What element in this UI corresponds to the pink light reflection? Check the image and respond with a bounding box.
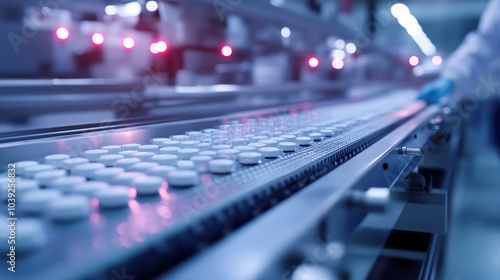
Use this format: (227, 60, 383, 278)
(156, 205, 172, 219)
(159, 187, 169, 199)
(128, 200, 140, 212)
(117, 223, 127, 235)
(128, 188, 137, 199)
(119, 236, 133, 248)
(90, 198, 99, 210)
(90, 212, 101, 224)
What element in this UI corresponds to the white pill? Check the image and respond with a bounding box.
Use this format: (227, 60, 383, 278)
(138, 145, 159, 153)
(49, 176, 86, 193)
(281, 135, 296, 141)
(166, 170, 198, 188)
(96, 187, 130, 209)
(212, 145, 231, 150)
(84, 149, 109, 161)
(93, 167, 125, 182)
(22, 189, 62, 214)
(24, 164, 55, 178)
(171, 135, 190, 141)
(34, 169, 66, 186)
(190, 156, 212, 167)
(249, 136, 268, 143)
(147, 165, 177, 178)
(279, 142, 297, 152)
(122, 144, 141, 151)
(239, 152, 262, 165)
(132, 176, 163, 195)
(177, 148, 199, 160)
(260, 147, 280, 158)
(270, 137, 285, 142)
(118, 151, 137, 158)
(233, 146, 257, 152)
(101, 145, 121, 154)
(160, 147, 181, 155)
(296, 137, 313, 146)
(196, 143, 211, 151)
(186, 131, 204, 140)
(199, 151, 218, 157)
(73, 181, 109, 197)
(218, 149, 240, 159)
(114, 158, 141, 170)
(319, 130, 333, 137)
(62, 158, 89, 170)
(113, 172, 146, 185)
(44, 154, 70, 168)
(309, 133, 322, 141)
(209, 159, 234, 174)
(15, 161, 39, 175)
(1, 179, 39, 201)
(99, 154, 125, 166)
(231, 138, 246, 146)
(258, 140, 278, 147)
(180, 141, 198, 148)
(248, 143, 266, 149)
(15, 218, 47, 253)
(152, 138, 170, 146)
(176, 160, 195, 170)
(72, 163, 106, 178)
(49, 195, 90, 222)
(162, 140, 181, 147)
(131, 162, 159, 173)
(150, 154, 178, 166)
(133, 152, 155, 161)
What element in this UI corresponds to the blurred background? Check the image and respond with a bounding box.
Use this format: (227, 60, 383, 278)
(0, 0, 489, 137)
(1, 1, 499, 279)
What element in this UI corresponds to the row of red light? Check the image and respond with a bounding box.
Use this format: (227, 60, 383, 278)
(308, 57, 344, 70)
(307, 55, 443, 70)
(57, 27, 167, 53)
(56, 27, 234, 57)
(409, 55, 442, 67)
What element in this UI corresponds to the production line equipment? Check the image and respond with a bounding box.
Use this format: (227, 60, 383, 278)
(0, 91, 457, 280)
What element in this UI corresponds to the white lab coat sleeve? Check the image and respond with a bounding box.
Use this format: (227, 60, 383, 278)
(441, 0, 500, 88)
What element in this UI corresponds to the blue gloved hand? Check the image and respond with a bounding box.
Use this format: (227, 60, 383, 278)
(418, 77, 455, 103)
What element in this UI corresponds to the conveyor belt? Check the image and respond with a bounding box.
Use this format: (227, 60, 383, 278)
(0, 94, 424, 280)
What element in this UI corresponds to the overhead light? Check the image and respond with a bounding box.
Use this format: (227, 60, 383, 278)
(146, 1, 158, 12)
(335, 39, 345, 49)
(332, 49, 345, 60)
(345, 43, 357, 54)
(281, 27, 291, 38)
(331, 59, 344, 70)
(105, 5, 117, 16)
(119, 2, 141, 17)
(391, 3, 436, 56)
(432, 55, 442, 66)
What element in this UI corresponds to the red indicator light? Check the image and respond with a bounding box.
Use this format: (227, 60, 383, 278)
(56, 27, 69, 40)
(221, 45, 232, 57)
(92, 33, 104, 45)
(308, 57, 319, 68)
